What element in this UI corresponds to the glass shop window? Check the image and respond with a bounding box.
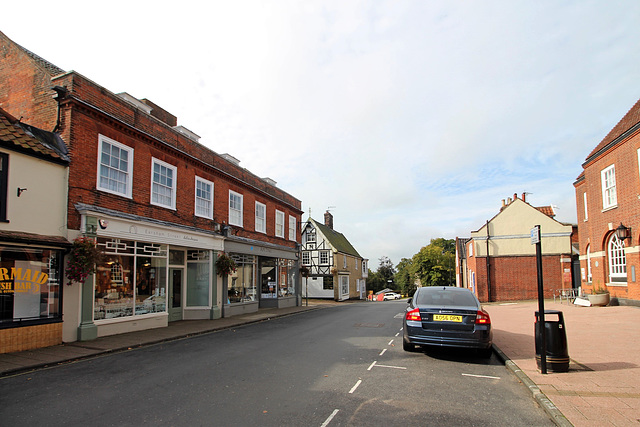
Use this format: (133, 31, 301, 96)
(0, 246, 62, 324)
(227, 253, 256, 303)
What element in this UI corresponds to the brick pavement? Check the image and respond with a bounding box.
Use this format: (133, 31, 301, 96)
(485, 300, 640, 427)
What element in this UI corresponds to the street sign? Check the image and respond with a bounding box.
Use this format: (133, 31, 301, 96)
(530, 225, 540, 245)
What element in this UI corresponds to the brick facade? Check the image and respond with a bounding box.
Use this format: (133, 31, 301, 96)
(575, 98, 640, 303)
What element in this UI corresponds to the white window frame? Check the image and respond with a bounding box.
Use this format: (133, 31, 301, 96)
(275, 210, 285, 238)
(608, 234, 626, 283)
(302, 251, 310, 265)
(583, 192, 588, 221)
(255, 202, 266, 233)
(601, 164, 617, 210)
(320, 251, 330, 265)
(97, 134, 133, 198)
(229, 190, 243, 227)
(151, 157, 177, 210)
(194, 176, 214, 219)
(288, 215, 296, 241)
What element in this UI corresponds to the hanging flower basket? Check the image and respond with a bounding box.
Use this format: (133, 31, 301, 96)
(300, 265, 310, 278)
(216, 252, 237, 277)
(65, 236, 103, 284)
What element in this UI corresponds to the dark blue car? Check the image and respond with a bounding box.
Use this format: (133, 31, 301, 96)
(403, 286, 493, 357)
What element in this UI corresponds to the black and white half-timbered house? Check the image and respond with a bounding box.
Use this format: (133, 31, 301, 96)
(300, 211, 368, 300)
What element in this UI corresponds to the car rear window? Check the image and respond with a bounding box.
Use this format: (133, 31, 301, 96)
(415, 288, 478, 307)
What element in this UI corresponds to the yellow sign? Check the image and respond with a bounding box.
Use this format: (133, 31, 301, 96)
(0, 267, 49, 294)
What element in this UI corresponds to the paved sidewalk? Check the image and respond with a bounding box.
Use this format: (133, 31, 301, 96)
(485, 300, 640, 427)
(0, 302, 330, 377)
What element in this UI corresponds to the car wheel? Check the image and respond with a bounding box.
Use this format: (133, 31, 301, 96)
(403, 339, 417, 352)
(478, 347, 493, 358)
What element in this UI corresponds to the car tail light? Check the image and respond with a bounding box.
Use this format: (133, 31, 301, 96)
(475, 310, 491, 325)
(406, 308, 421, 321)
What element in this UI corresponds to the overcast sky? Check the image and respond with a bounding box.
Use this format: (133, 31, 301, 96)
(4, 1, 640, 268)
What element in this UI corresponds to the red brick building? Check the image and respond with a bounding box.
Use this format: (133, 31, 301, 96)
(461, 194, 577, 303)
(574, 97, 640, 305)
(0, 31, 303, 344)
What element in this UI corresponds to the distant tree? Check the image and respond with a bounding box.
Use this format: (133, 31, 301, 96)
(411, 238, 455, 287)
(395, 257, 415, 296)
(367, 257, 396, 293)
(367, 269, 384, 293)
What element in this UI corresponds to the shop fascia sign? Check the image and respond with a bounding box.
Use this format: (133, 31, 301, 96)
(0, 267, 49, 294)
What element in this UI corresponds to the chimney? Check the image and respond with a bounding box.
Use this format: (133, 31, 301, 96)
(324, 211, 334, 230)
(513, 193, 518, 201)
(521, 192, 526, 203)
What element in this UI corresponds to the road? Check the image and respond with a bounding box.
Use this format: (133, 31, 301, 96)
(0, 300, 553, 426)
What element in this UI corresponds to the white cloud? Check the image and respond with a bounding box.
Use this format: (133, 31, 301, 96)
(3, 0, 640, 266)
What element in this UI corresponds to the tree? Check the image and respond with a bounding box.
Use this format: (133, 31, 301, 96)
(394, 257, 415, 296)
(367, 256, 396, 293)
(411, 238, 455, 287)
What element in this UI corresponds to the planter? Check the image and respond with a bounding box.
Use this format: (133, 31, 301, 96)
(587, 292, 610, 307)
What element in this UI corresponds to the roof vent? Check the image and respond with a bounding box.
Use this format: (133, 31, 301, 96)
(116, 93, 152, 114)
(173, 125, 200, 142)
(221, 153, 240, 166)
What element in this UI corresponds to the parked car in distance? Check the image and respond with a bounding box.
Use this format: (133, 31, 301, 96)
(403, 286, 492, 357)
(383, 292, 402, 300)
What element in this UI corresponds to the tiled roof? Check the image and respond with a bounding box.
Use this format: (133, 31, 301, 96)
(15, 42, 65, 76)
(0, 107, 69, 163)
(585, 98, 640, 163)
(309, 218, 362, 258)
(535, 206, 556, 218)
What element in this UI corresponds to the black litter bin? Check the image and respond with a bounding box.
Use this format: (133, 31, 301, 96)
(534, 310, 569, 373)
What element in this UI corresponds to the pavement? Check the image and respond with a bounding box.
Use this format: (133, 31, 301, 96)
(1, 299, 639, 427)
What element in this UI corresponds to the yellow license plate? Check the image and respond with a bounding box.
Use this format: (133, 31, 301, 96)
(433, 314, 462, 322)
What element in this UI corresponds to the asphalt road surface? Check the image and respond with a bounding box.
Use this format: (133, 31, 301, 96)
(0, 300, 554, 426)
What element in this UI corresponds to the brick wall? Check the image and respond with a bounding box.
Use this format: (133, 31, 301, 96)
(0, 323, 62, 354)
(574, 119, 640, 302)
(472, 255, 560, 302)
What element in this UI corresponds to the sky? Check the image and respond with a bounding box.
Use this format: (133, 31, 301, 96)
(3, 1, 640, 268)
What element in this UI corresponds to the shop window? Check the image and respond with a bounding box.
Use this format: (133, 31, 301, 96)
(0, 153, 7, 221)
(228, 254, 256, 303)
(275, 210, 284, 238)
(0, 246, 62, 324)
(607, 234, 626, 283)
(260, 258, 277, 298)
(278, 259, 296, 297)
(151, 158, 177, 209)
(255, 202, 266, 233)
(195, 177, 214, 219)
(187, 250, 210, 307)
(289, 215, 296, 241)
(229, 191, 243, 227)
(323, 276, 333, 290)
(97, 135, 133, 198)
(94, 238, 168, 320)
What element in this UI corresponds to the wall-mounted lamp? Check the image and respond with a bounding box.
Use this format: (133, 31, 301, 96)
(17, 188, 27, 197)
(615, 222, 632, 242)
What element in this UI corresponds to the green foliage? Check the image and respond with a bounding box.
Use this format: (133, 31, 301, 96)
(410, 238, 455, 287)
(394, 257, 415, 295)
(65, 237, 103, 284)
(367, 257, 396, 293)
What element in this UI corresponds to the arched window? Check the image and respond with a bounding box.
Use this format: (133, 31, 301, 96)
(607, 234, 627, 283)
(586, 244, 592, 283)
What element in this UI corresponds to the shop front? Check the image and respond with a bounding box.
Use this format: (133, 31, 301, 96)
(0, 234, 70, 353)
(74, 206, 224, 340)
(223, 238, 299, 317)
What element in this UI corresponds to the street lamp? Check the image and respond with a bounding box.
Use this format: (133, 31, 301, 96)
(615, 223, 631, 242)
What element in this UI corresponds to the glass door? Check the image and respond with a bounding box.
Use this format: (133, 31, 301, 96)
(168, 267, 183, 322)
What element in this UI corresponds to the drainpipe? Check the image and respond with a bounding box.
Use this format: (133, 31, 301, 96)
(52, 86, 68, 132)
(486, 220, 492, 302)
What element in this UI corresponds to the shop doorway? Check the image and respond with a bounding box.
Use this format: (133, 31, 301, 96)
(168, 267, 183, 322)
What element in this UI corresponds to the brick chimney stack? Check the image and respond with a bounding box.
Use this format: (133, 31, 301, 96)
(324, 210, 334, 230)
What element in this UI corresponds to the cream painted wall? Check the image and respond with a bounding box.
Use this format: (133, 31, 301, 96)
(0, 148, 68, 237)
(471, 199, 573, 257)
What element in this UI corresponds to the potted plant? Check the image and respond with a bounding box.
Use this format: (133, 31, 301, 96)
(215, 252, 237, 277)
(65, 236, 103, 284)
(587, 282, 610, 306)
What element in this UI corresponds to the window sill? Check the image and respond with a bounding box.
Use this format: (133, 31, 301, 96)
(602, 205, 618, 213)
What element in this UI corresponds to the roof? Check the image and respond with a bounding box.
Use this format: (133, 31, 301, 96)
(584, 97, 640, 164)
(0, 107, 69, 163)
(308, 218, 362, 258)
(13, 38, 66, 76)
(0, 230, 70, 248)
(535, 205, 555, 218)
